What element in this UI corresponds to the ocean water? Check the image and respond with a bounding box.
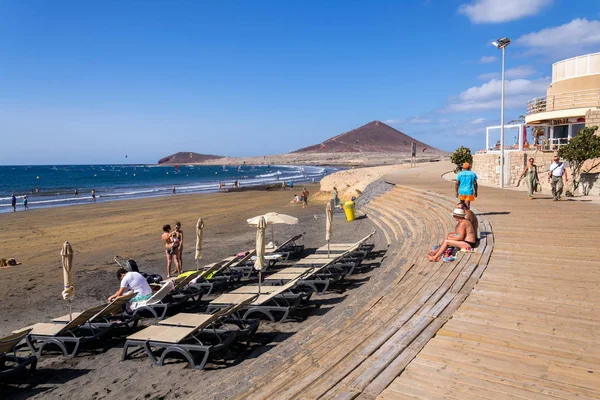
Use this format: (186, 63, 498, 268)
(0, 164, 334, 213)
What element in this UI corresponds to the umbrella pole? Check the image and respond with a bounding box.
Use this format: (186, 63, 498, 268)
(328, 240, 330, 258)
(271, 225, 274, 244)
(258, 271, 262, 294)
(69, 300, 72, 322)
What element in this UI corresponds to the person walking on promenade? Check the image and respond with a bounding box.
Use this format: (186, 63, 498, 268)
(23, 195, 29, 210)
(548, 155, 569, 201)
(11, 194, 17, 212)
(455, 162, 478, 208)
(519, 157, 540, 199)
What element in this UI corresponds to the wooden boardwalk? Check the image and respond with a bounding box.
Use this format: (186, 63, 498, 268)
(230, 168, 496, 399)
(379, 162, 600, 399)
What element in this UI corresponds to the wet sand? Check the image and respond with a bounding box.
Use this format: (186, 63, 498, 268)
(0, 183, 381, 399)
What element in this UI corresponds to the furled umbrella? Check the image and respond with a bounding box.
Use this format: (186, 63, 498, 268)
(326, 200, 334, 257)
(195, 217, 204, 270)
(247, 212, 299, 245)
(61, 241, 75, 321)
(254, 216, 267, 294)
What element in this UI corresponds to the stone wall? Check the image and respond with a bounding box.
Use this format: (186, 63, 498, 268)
(473, 151, 600, 195)
(585, 110, 600, 130)
(473, 151, 560, 192)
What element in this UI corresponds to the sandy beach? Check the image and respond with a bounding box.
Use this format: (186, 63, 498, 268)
(0, 181, 384, 399)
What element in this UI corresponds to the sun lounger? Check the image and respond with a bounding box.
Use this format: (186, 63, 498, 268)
(122, 304, 244, 369)
(207, 276, 312, 322)
(124, 281, 178, 321)
(51, 293, 138, 330)
(17, 305, 113, 358)
(161, 294, 260, 341)
(268, 233, 305, 258)
(0, 329, 37, 382)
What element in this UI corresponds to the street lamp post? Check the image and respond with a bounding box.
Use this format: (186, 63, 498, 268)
(492, 37, 511, 188)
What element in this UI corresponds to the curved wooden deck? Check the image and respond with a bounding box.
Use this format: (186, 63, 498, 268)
(379, 162, 600, 399)
(230, 177, 495, 399)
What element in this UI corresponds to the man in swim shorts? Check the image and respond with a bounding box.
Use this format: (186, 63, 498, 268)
(427, 208, 477, 262)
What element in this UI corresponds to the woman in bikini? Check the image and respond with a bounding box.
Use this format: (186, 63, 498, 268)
(174, 222, 184, 273)
(427, 208, 476, 262)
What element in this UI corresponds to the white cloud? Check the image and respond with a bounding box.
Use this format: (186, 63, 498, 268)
(470, 117, 486, 124)
(443, 77, 550, 112)
(439, 118, 451, 123)
(479, 56, 497, 63)
(478, 65, 537, 80)
(458, 0, 552, 24)
(517, 18, 600, 57)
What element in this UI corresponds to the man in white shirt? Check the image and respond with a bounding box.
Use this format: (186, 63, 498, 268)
(108, 268, 153, 303)
(547, 155, 569, 201)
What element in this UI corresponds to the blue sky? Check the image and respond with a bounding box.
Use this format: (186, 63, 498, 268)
(1, 0, 599, 164)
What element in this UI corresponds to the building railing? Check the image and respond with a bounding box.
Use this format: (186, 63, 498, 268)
(526, 88, 600, 115)
(552, 52, 600, 83)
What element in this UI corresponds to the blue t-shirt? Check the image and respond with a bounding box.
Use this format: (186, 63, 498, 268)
(457, 170, 477, 195)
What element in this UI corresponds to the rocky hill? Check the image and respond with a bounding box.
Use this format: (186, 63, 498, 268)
(158, 152, 224, 165)
(293, 120, 439, 154)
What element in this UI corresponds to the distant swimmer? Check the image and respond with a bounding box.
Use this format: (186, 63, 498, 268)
(91, 189, 96, 203)
(11, 194, 17, 212)
(23, 195, 29, 210)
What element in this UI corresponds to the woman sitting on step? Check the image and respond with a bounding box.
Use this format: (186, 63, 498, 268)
(427, 208, 476, 262)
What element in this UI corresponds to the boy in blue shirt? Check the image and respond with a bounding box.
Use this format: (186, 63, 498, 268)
(455, 162, 478, 208)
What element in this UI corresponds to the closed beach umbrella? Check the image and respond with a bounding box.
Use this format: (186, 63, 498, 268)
(61, 241, 75, 321)
(326, 200, 333, 257)
(247, 212, 299, 244)
(195, 218, 204, 270)
(254, 216, 267, 294)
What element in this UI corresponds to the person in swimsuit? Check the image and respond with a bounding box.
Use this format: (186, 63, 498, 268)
(427, 208, 476, 262)
(23, 196, 29, 210)
(301, 188, 309, 208)
(11, 194, 17, 212)
(456, 200, 478, 238)
(91, 189, 96, 203)
(173, 221, 184, 273)
(161, 224, 178, 278)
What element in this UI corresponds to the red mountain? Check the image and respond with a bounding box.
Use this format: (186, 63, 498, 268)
(158, 152, 224, 164)
(293, 121, 438, 154)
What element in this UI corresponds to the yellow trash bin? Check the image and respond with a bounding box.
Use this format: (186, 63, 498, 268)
(344, 201, 355, 221)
